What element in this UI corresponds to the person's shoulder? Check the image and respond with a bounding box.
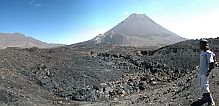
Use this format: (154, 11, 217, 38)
(206, 50, 215, 55)
(206, 50, 212, 53)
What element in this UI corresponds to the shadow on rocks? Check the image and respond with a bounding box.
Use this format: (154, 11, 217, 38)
(191, 99, 207, 106)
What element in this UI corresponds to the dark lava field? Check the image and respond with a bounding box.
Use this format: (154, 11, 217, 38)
(0, 38, 219, 106)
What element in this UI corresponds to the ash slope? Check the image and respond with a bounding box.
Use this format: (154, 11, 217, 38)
(0, 33, 64, 49)
(0, 38, 218, 106)
(85, 13, 186, 47)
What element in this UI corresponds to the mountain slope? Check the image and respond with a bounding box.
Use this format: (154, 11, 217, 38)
(85, 13, 186, 47)
(0, 37, 218, 106)
(0, 33, 64, 49)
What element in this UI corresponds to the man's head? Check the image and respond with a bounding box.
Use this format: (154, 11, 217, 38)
(199, 39, 209, 50)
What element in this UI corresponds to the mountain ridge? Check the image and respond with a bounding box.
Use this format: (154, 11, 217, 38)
(0, 32, 64, 49)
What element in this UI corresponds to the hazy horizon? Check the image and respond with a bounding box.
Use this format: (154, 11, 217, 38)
(0, 0, 219, 44)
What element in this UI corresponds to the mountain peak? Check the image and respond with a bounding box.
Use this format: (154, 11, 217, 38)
(84, 13, 186, 47)
(127, 13, 151, 19)
(124, 13, 155, 23)
(129, 13, 148, 17)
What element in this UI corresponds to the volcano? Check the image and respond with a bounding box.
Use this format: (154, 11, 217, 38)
(85, 13, 185, 47)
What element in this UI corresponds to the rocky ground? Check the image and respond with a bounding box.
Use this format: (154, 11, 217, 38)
(0, 38, 218, 106)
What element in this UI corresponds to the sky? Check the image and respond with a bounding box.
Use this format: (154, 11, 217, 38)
(0, 0, 219, 44)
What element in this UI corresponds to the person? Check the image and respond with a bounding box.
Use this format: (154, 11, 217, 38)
(198, 39, 215, 106)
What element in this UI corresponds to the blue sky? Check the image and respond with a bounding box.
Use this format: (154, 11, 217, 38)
(0, 0, 219, 44)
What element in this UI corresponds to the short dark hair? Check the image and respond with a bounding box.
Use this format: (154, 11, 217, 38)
(199, 38, 208, 45)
